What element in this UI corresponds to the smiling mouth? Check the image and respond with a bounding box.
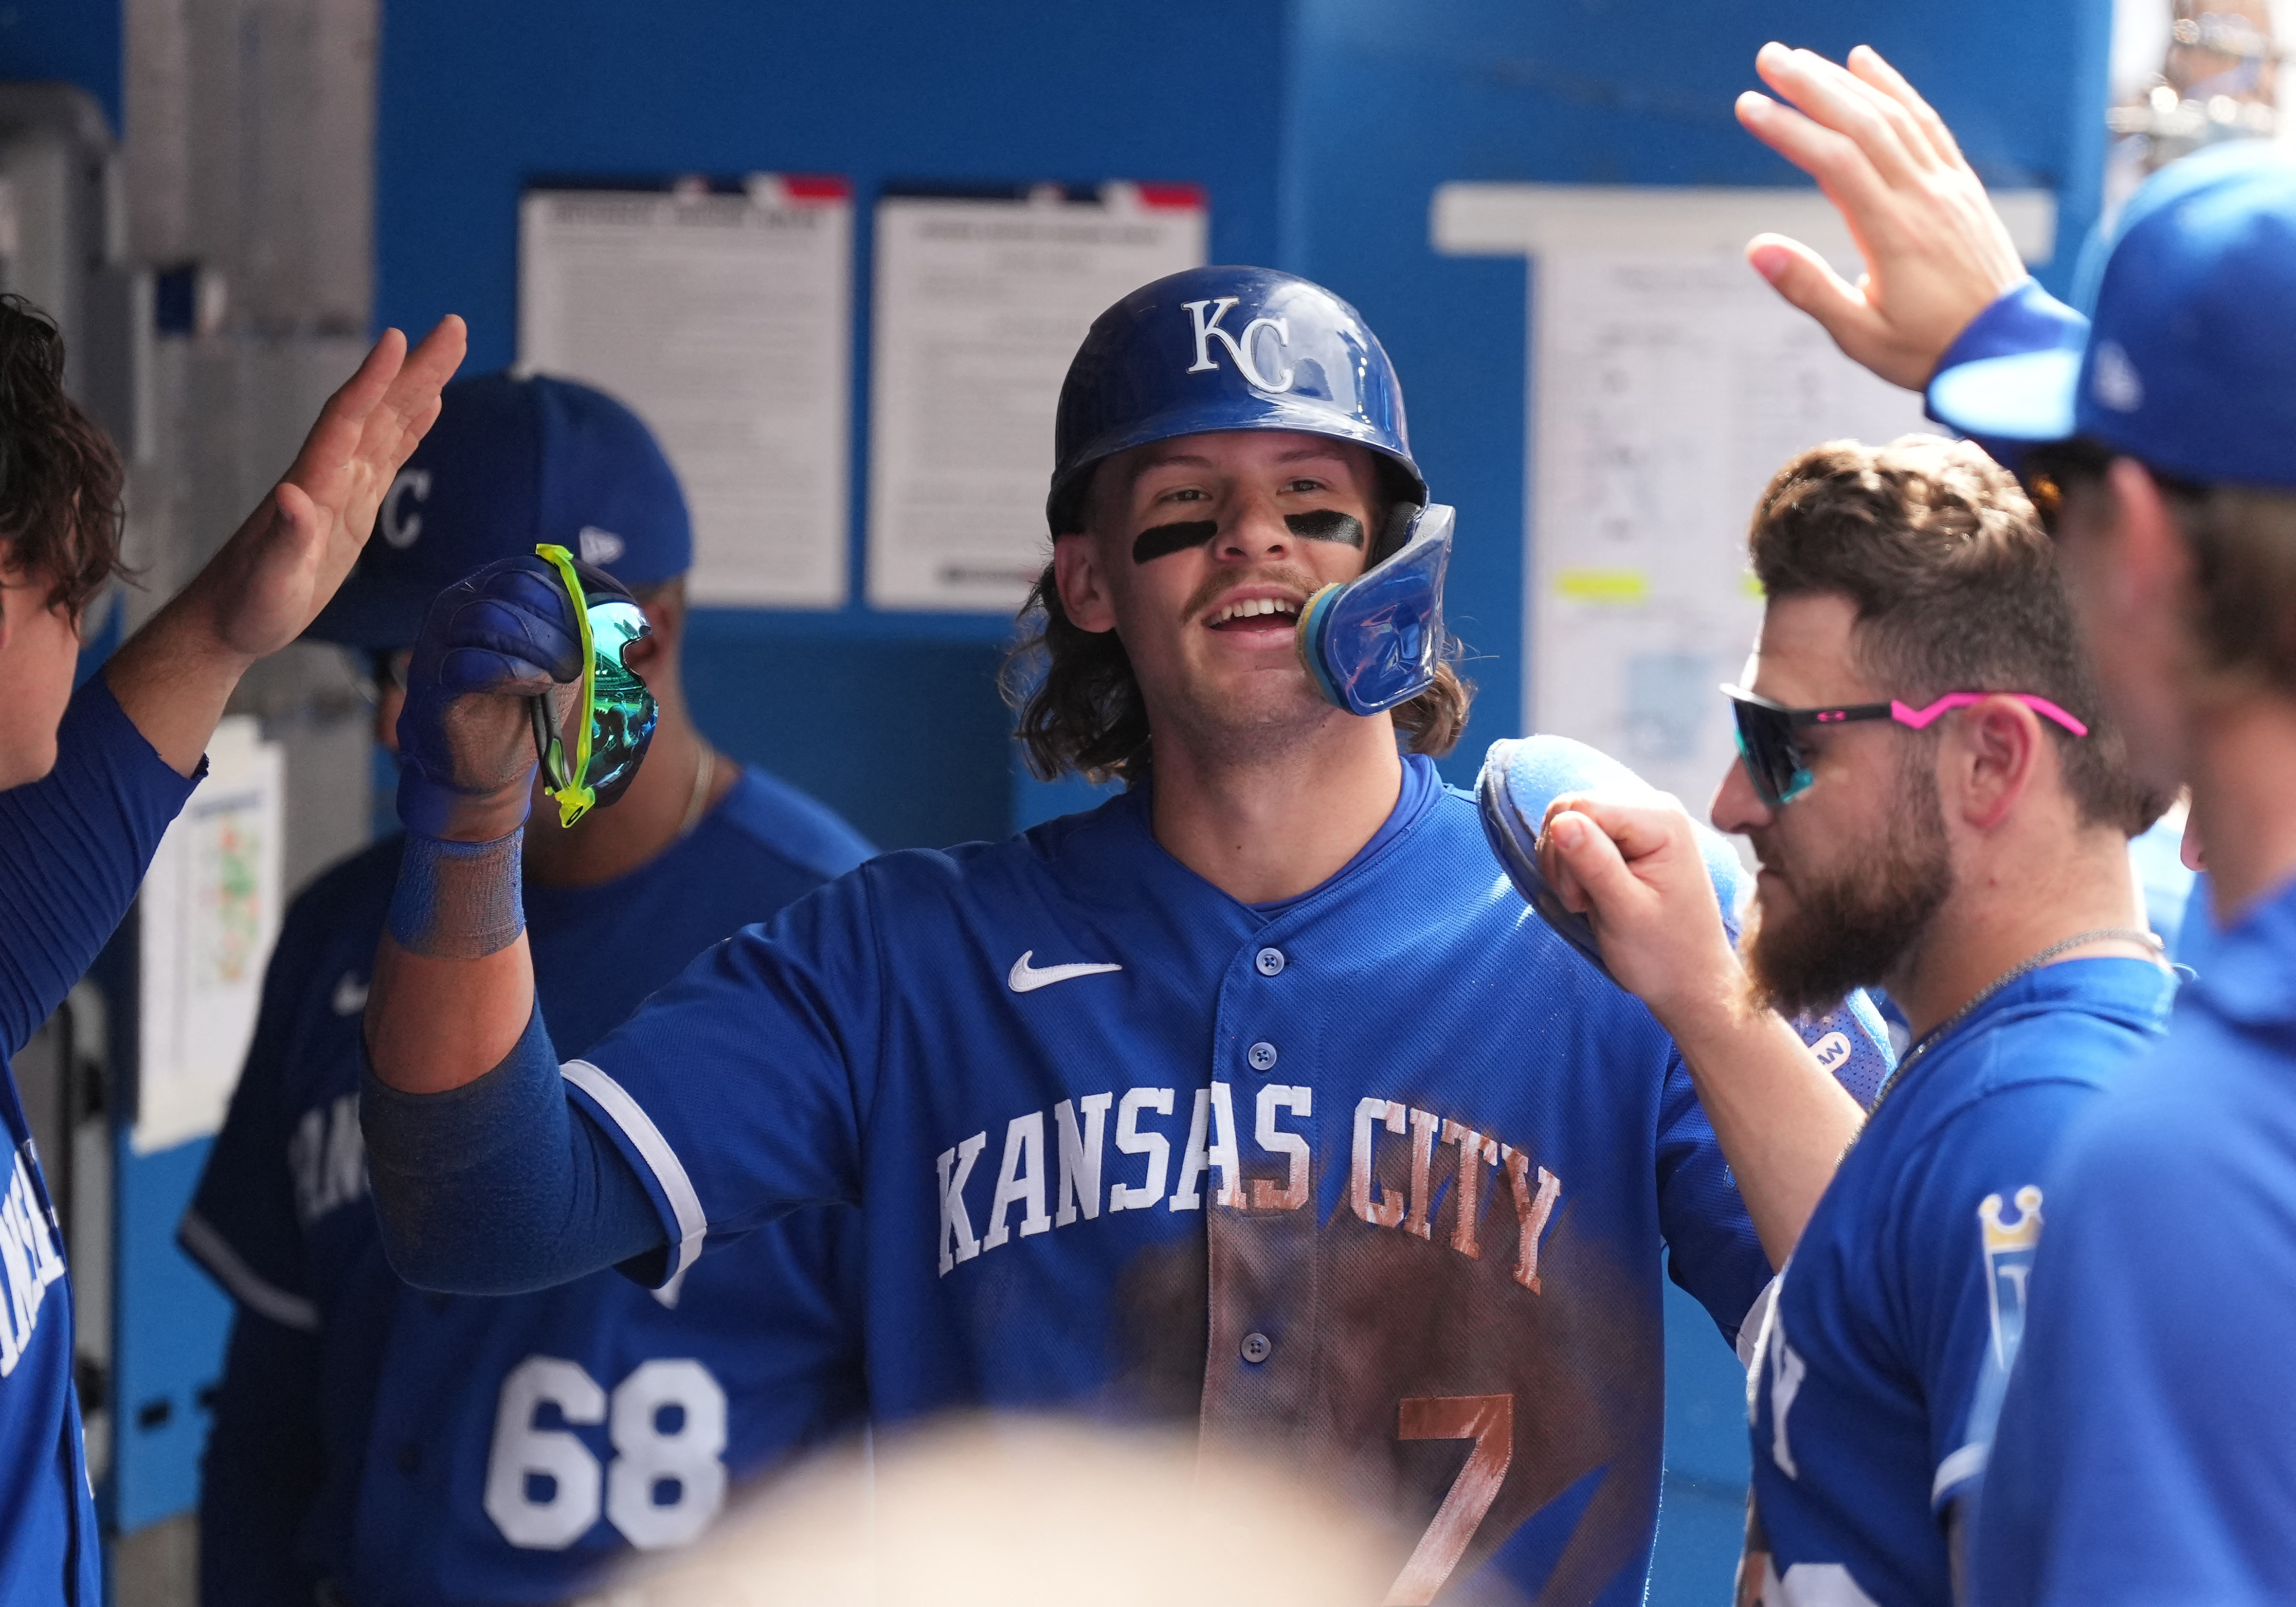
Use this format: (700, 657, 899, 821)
(1207, 597, 1301, 631)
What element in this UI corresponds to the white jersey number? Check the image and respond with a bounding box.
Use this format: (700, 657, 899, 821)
(484, 1356, 729, 1550)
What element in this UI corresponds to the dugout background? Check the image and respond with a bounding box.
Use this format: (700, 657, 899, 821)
(2, 2, 2110, 1600)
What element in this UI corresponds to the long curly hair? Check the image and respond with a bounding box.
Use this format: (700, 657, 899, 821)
(1003, 554, 1472, 786)
(0, 295, 126, 617)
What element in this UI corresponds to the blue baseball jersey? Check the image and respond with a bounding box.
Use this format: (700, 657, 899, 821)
(183, 765, 876, 1606)
(0, 679, 200, 1605)
(1973, 877, 2296, 1606)
(557, 754, 1886, 1605)
(1743, 959, 2173, 1607)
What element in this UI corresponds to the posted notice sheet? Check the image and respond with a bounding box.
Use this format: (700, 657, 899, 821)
(865, 184, 1207, 611)
(520, 176, 854, 607)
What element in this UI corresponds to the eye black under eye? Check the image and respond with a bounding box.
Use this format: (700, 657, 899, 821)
(1285, 510, 1365, 547)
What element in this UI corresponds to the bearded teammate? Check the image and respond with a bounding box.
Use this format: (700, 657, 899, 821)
(181, 373, 874, 1607)
(1733, 40, 2296, 1606)
(1534, 432, 2171, 1607)
(355, 267, 1882, 1604)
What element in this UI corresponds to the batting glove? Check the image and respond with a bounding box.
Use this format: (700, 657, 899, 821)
(394, 555, 588, 842)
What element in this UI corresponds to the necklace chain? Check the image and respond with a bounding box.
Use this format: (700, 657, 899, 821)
(678, 744, 717, 838)
(1855, 926, 2165, 1133)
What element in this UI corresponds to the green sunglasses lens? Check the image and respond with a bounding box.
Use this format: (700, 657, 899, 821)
(532, 545, 658, 826)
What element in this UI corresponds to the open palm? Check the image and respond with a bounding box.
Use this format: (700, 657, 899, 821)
(198, 315, 468, 657)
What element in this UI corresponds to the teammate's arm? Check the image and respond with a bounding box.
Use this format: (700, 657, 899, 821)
(1540, 793, 1863, 1265)
(357, 556, 669, 1290)
(105, 317, 464, 775)
(1735, 43, 2027, 390)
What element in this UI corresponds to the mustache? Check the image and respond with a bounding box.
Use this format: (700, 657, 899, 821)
(1182, 563, 1326, 623)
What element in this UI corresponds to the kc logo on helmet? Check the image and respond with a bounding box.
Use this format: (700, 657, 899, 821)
(1182, 297, 1295, 394)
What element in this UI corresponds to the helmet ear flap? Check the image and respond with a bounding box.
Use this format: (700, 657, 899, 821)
(1370, 500, 1421, 567)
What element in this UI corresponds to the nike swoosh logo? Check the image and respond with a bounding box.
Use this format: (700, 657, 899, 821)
(332, 973, 369, 1016)
(1008, 950, 1124, 994)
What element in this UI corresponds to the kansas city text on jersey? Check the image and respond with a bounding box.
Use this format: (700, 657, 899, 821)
(936, 1084, 1562, 1290)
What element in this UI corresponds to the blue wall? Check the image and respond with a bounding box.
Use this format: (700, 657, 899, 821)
(0, 0, 121, 133)
(375, 0, 2109, 833)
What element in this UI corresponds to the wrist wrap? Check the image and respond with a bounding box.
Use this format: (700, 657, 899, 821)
(388, 830, 526, 958)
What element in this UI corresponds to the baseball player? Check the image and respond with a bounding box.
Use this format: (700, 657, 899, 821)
(357, 266, 1885, 1604)
(0, 298, 461, 1603)
(181, 373, 876, 1607)
(1535, 432, 2173, 1607)
(1735, 42, 2296, 1604)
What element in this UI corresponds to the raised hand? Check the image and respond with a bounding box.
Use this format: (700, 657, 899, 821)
(104, 316, 467, 774)
(193, 315, 469, 658)
(1737, 43, 2028, 390)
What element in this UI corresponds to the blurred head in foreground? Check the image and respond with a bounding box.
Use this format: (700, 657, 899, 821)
(596, 1417, 1407, 1607)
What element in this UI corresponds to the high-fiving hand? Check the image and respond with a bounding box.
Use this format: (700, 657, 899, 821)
(105, 316, 467, 774)
(1737, 43, 2029, 390)
(190, 317, 469, 659)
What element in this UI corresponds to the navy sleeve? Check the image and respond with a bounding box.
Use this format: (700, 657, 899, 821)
(197, 1309, 324, 1607)
(1888, 1075, 2106, 1512)
(359, 1006, 666, 1294)
(1653, 1048, 1771, 1349)
(0, 675, 200, 1058)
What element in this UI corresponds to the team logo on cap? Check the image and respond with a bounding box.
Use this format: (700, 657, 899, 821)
(380, 468, 431, 549)
(579, 526, 626, 566)
(1182, 297, 1296, 394)
(2092, 341, 2144, 413)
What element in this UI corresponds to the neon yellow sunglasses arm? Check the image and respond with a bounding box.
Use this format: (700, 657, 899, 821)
(533, 543, 599, 828)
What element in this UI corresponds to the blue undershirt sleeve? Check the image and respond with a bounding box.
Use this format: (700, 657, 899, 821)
(197, 1309, 324, 1607)
(0, 675, 200, 1057)
(359, 1005, 666, 1293)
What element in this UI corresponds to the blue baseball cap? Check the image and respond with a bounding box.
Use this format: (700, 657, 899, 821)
(1930, 142, 2296, 490)
(308, 371, 692, 649)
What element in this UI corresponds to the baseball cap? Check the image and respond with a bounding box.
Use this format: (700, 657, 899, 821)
(1930, 142, 2296, 490)
(308, 371, 692, 649)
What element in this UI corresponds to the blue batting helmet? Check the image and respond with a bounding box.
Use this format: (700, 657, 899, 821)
(1045, 265, 1425, 536)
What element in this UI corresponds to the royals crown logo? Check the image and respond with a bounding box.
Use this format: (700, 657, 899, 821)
(1980, 1185, 2045, 1369)
(1979, 1185, 2044, 1254)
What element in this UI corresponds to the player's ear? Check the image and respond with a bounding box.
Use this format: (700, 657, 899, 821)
(1956, 696, 2042, 830)
(1054, 533, 1117, 635)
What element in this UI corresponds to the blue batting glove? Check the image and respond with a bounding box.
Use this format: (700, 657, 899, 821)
(396, 556, 584, 841)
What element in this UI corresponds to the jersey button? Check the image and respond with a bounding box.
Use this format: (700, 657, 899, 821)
(1255, 946, 1286, 977)
(1246, 1041, 1279, 1073)
(1241, 1331, 1274, 1364)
